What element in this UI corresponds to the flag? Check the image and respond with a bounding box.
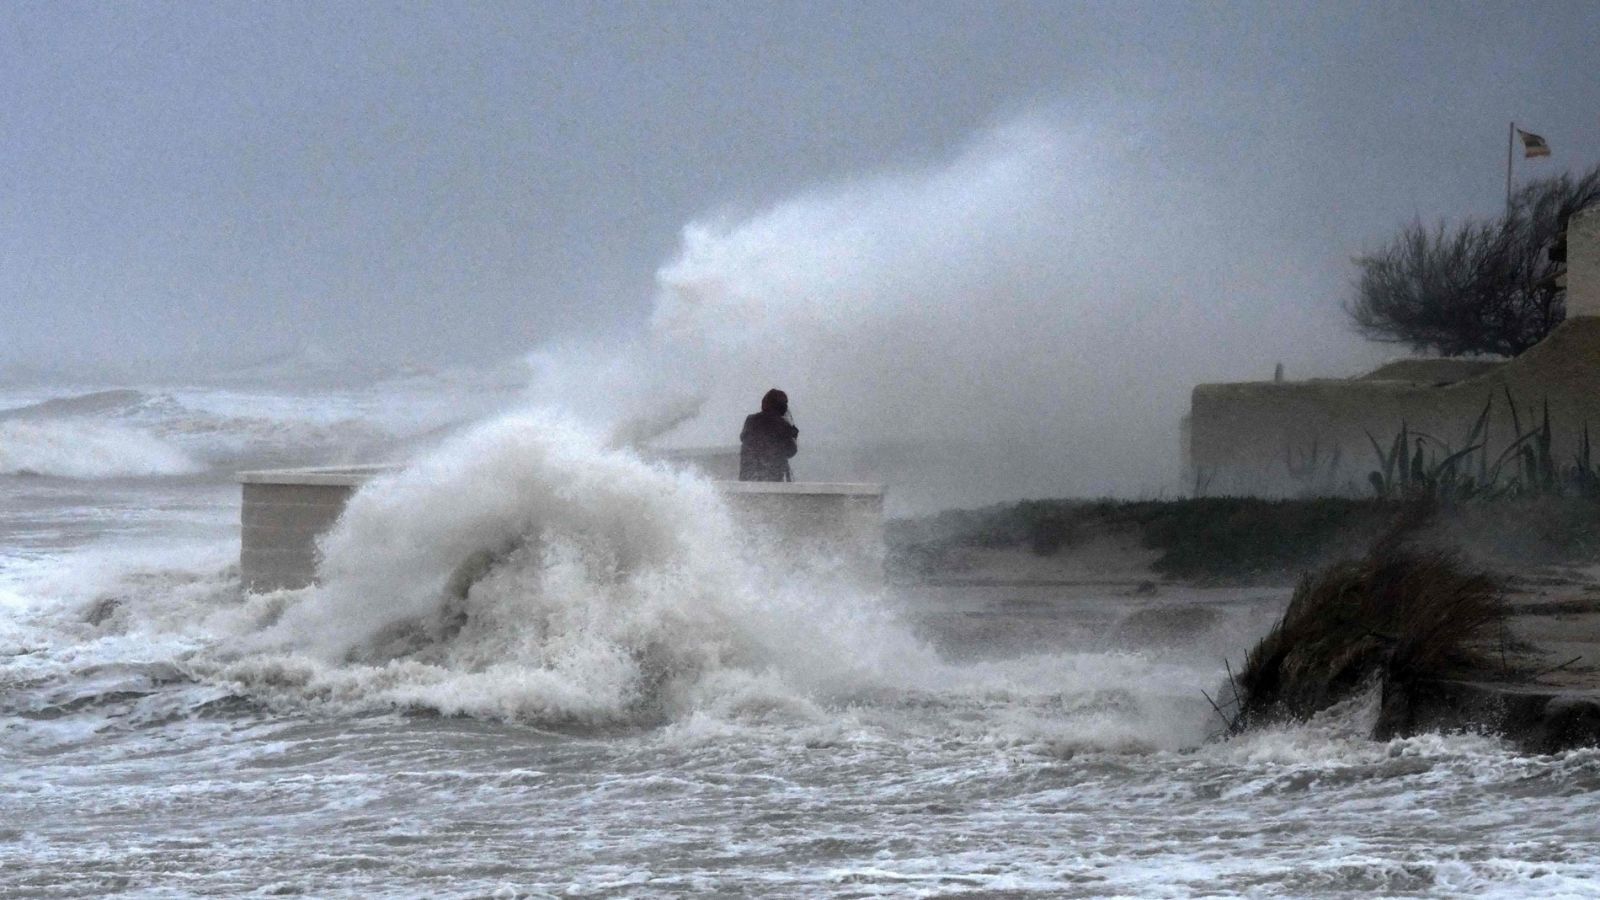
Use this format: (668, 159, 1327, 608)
(1517, 128, 1552, 158)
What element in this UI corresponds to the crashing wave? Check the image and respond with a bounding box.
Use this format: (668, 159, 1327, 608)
(7, 407, 1218, 749)
(0, 389, 149, 422)
(207, 411, 933, 725)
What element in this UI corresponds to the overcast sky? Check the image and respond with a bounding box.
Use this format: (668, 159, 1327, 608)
(4, 1, 1600, 377)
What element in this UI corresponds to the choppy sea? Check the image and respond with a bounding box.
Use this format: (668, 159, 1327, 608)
(2, 380, 1597, 898)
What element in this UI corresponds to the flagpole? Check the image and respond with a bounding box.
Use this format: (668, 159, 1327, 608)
(1506, 120, 1514, 216)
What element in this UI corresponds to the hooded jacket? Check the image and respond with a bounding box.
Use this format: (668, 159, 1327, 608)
(739, 389, 798, 481)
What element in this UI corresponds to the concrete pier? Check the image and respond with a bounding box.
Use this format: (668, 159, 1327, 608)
(238, 466, 885, 592)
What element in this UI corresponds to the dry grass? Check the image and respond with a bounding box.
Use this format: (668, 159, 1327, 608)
(1232, 542, 1507, 731)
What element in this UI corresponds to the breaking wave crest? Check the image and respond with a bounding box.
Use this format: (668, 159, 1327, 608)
(0, 420, 199, 478)
(0, 385, 462, 473)
(208, 412, 939, 725)
(8, 409, 1219, 748)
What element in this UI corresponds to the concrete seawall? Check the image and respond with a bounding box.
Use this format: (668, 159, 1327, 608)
(238, 466, 886, 592)
(239, 466, 385, 593)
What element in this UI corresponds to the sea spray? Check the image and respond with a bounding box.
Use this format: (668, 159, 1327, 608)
(623, 116, 1385, 507)
(0, 403, 1226, 749)
(215, 411, 941, 724)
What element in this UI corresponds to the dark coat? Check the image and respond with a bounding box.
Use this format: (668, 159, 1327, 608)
(739, 412, 798, 481)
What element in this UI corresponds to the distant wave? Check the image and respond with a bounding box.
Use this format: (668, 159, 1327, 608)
(0, 386, 412, 472)
(0, 420, 200, 478)
(0, 389, 149, 422)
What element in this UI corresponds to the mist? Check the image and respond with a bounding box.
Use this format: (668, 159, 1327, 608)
(8, 2, 1600, 506)
(529, 114, 1386, 506)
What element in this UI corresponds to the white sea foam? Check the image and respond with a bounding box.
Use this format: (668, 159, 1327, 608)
(6, 468, 1598, 897)
(123, 410, 1205, 751)
(0, 403, 1223, 754)
(0, 420, 199, 478)
(202, 411, 943, 725)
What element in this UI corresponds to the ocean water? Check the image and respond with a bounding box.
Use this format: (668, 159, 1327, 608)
(2, 382, 1598, 899)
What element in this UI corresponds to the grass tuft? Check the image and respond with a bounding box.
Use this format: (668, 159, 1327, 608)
(1233, 542, 1506, 731)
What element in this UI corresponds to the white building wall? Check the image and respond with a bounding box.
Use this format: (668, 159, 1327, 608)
(1568, 207, 1600, 318)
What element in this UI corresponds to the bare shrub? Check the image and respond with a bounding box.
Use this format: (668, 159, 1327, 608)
(1347, 166, 1600, 357)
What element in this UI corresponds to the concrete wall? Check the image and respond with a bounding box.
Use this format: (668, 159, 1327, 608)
(239, 468, 886, 592)
(718, 481, 886, 578)
(1191, 318, 1600, 492)
(1188, 208, 1600, 494)
(238, 466, 389, 591)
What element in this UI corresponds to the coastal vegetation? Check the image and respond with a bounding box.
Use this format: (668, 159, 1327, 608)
(1221, 531, 1600, 751)
(1361, 391, 1600, 503)
(889, 496, 1388, 581)
(888, 493, 1600, 583)
(890, 496, 1600, 749)
(1347, 164, 1600, 357)
(1228, 543, 1507, 734)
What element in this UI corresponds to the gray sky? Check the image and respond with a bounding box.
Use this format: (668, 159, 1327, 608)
(4, 0, 1600, 376)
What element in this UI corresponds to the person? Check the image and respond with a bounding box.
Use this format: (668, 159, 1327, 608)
(739, 388, 798, 481)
